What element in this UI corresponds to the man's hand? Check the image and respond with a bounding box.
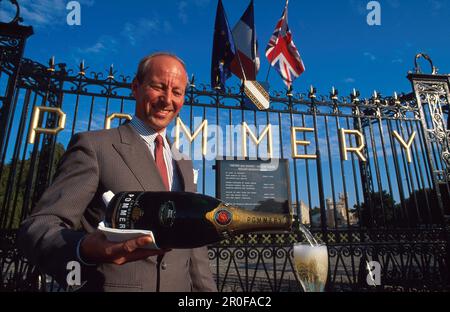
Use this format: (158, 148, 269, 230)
(80, 230, 168, 265)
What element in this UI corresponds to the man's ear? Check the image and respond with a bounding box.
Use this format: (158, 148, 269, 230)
(131, 78, 138, 98)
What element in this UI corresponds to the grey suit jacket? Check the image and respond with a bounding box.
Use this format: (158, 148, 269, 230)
(18, 123, 217, 292)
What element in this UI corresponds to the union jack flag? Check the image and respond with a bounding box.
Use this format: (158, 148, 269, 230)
(265, 0, 305, 87)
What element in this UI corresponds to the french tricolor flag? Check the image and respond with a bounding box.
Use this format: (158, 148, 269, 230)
(230, 0, 260, 81)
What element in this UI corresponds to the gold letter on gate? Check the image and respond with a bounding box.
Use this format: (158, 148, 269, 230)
(105, 113, 132, 130)
(291, 127, 317, 159)
(339, 129, 367, 162)
(28, 106, 66, 144)
(175, 118, 208, 156)
(241, 122, 273, 159)
(392, 131, 416, 163)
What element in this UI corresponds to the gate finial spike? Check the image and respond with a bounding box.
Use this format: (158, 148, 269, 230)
(47, 56, 55, 72)
(393, 92, 401, 105)
(373, 90, 381, 104)
(107, 64, 115, 79)
(287, 85, 293, 97)
(308, 85, 316, 99)
(351, 88, 360, 103)
(79, 60, 85, 76)
(330, 86, 338, 100)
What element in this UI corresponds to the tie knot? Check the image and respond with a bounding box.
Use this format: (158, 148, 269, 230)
(155, 134, 164, 147)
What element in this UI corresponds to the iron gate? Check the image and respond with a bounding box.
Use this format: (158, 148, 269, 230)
(1, 3, 449, 292)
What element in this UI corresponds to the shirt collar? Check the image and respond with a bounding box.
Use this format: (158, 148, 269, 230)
(129, 116, 168, 148)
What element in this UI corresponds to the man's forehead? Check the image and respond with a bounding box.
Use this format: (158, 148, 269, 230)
(144, 70, 187, 84)
(144, 58, 186, 80)
(148, 56, 184, 71)
(145, 68, 187, 83)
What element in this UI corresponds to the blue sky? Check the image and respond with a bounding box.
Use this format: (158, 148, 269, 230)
(1, 0, 450, 96)
(1, 0, 449, 219)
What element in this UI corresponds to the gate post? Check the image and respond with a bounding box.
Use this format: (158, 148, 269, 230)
(408, 53, 450, 222)
(408, 54, 450, 289)
(0, 1, 33, 173)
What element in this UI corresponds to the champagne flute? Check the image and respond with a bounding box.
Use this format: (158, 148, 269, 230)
(293, 243, 329, 292)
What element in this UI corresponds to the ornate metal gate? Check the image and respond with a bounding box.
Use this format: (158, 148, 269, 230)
(1, 3, 449, 292)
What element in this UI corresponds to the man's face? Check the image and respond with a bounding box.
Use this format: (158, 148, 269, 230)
(132, 56, 187, 132)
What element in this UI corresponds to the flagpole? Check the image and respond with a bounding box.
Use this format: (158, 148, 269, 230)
(251, 0, 257, 80)
(223, 2, 247, 81)
(228, 17, 247, 82)
(233, 39, 248, 81)
(265, 64, 271, 82)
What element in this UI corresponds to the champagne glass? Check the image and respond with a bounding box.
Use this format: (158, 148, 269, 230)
(293, 243, 329, 292)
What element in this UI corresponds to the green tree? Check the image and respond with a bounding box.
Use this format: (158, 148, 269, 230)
(355, 190, 396, 228)
(310, 206, 320, 216)
(0, 143, 66, 229)
(403, 188, 443, 225)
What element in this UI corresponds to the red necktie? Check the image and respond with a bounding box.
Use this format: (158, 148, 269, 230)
(154, 135, 170, 191)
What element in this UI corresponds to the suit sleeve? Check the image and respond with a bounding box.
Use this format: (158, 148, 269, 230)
(17, 132, 100, 287)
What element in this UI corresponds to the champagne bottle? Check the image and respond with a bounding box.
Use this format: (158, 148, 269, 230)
(103, 191, 293, 249)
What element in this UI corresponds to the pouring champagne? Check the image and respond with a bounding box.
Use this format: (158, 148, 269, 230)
(293, 223, 329, 292)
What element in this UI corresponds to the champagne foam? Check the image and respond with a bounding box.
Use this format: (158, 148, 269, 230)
(293, 244, 328, 292)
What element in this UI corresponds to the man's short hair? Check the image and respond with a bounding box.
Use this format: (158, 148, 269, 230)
(135, 52, 188, 83)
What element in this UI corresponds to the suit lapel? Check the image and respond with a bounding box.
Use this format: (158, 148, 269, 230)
(113, 124, 166, 191)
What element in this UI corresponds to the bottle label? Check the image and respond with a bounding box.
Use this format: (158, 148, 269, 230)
(214, 209, 233, 226)
(205, 203, 292, 235)
(159, 200, 176, 227)
(116, 193, 137, 229)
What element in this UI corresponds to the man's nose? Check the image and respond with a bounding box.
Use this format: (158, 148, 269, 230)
(160, 90, 173, 105)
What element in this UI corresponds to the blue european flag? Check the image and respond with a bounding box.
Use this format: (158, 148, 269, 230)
(211, 0, 236, 91)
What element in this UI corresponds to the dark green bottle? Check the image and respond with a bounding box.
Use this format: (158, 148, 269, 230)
(103, 191, 293, 249)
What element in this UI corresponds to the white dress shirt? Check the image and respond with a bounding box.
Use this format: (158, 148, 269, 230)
(129, 116, 182, 191)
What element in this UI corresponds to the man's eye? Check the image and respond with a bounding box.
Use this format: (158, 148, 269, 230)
(173, 91, 183, 97)
(150, 84, 163, 90)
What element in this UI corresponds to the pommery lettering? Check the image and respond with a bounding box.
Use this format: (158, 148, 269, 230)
(117, 193, 135, 229)
(27, 110, 417, 164)
(247, 216, 285, 224)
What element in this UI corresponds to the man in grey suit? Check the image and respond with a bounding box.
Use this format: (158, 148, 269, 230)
(18, 53, 217, 292)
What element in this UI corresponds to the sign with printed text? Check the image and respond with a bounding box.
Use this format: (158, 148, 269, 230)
(216, 159, 291, 214)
